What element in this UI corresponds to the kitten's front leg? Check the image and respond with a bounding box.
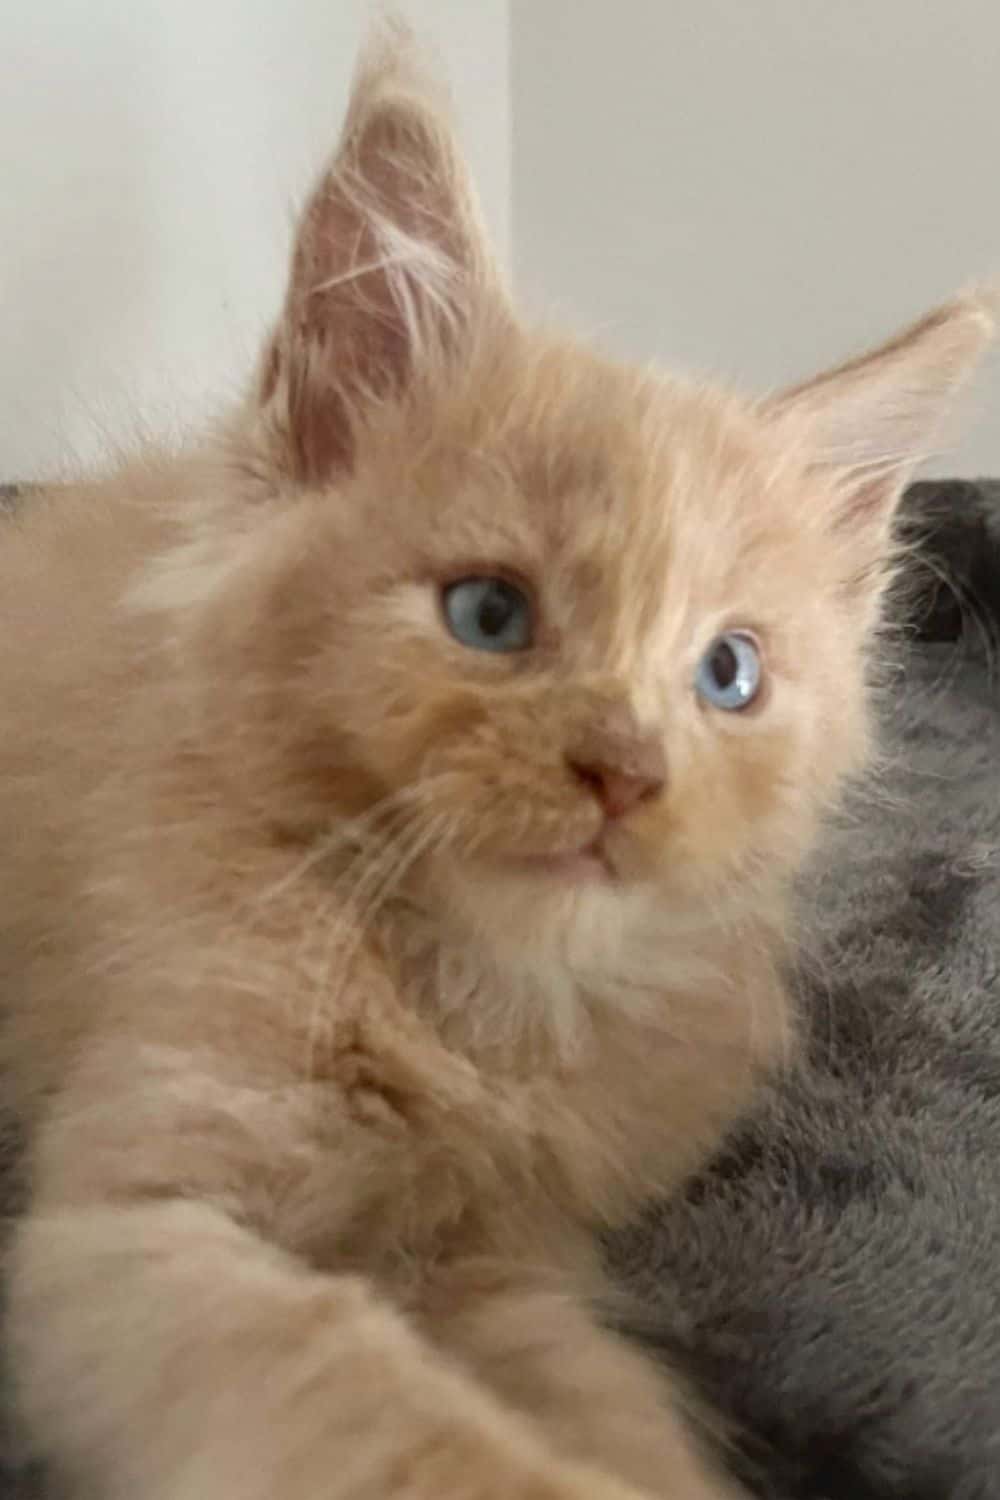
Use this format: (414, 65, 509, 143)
(9, 1197, 655, 1500)
(434, 1271, 742, 1500)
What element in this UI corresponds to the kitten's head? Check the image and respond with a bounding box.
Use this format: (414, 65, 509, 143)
(164, 25, 994, 967)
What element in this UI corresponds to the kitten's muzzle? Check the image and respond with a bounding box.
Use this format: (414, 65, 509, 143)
(564, 709, 666, 821)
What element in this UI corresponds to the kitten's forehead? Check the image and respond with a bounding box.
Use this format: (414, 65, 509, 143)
(498, 349, 780, 549)
(491, 353, 795, 627)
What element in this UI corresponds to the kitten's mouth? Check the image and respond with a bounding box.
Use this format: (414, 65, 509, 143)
(503, 837, 615, 884)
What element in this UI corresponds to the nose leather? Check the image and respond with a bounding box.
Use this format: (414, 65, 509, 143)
(565, 708, 666, 820)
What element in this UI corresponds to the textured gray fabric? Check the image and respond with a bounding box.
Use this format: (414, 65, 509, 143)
(612, 481, 1000, 1499)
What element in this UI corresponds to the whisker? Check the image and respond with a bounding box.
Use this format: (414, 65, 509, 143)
(300, 807, 457, 1078)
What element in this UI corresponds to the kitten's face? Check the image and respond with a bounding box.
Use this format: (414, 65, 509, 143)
(212, 337, 869, 958)
(174, 35, 990, 967)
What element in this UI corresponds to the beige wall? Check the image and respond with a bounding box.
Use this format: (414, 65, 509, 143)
(512, 1, 1000, 474)
(1, 0, 510, 477)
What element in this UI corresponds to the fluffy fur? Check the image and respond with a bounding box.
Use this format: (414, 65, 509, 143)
(0, 23, 993, 1500)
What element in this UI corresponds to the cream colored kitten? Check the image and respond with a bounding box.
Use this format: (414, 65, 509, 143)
(0, 23, 992, 1500)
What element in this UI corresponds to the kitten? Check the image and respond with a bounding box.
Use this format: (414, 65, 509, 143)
(0, 22, 992, 1500)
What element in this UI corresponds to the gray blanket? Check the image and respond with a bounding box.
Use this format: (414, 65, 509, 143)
(3, 481, 999, 1498)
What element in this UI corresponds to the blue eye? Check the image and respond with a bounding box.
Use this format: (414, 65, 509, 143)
(695, 631, 762, 711)
(441, 577, 533, 653)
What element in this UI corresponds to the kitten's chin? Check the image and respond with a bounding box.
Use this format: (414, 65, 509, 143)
(427, 838, 648, 963)
(489, 824, 656, 890)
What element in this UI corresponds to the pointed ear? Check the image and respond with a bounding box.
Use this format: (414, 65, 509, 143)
(764, 291, 996, 552)
(257, 21, 507, 483)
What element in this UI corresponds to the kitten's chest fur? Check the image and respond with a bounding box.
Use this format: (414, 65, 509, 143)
(9, 705, 788, 1286)
(269, 894, 787, 1278)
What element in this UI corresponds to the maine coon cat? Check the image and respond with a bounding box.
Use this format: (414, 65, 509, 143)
(0, 23, 992, 1500)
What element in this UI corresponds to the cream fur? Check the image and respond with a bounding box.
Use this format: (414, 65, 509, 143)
(0, 21, 993, 1500)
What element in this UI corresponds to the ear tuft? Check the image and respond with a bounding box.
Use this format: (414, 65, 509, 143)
(767, 287, 996, 474)
(761, 288, 996, 612)
(344, 12, 452, 133)
(765, 287, 996, 545)
(257, 17, 506, 483)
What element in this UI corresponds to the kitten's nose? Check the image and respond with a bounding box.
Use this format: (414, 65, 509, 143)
(565, 715, 666, 820)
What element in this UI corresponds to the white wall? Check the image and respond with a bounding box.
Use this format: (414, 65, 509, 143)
(1, 0, 510, 478)
(512, 1, 1000, 475)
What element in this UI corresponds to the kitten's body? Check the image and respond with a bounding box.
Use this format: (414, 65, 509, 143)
(0, 454, 772, 1500)
(0, 25, 992, 1500)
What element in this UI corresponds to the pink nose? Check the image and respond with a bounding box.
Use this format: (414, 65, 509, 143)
(565, 715, 666, 819)
(567, 759, 665, 819)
